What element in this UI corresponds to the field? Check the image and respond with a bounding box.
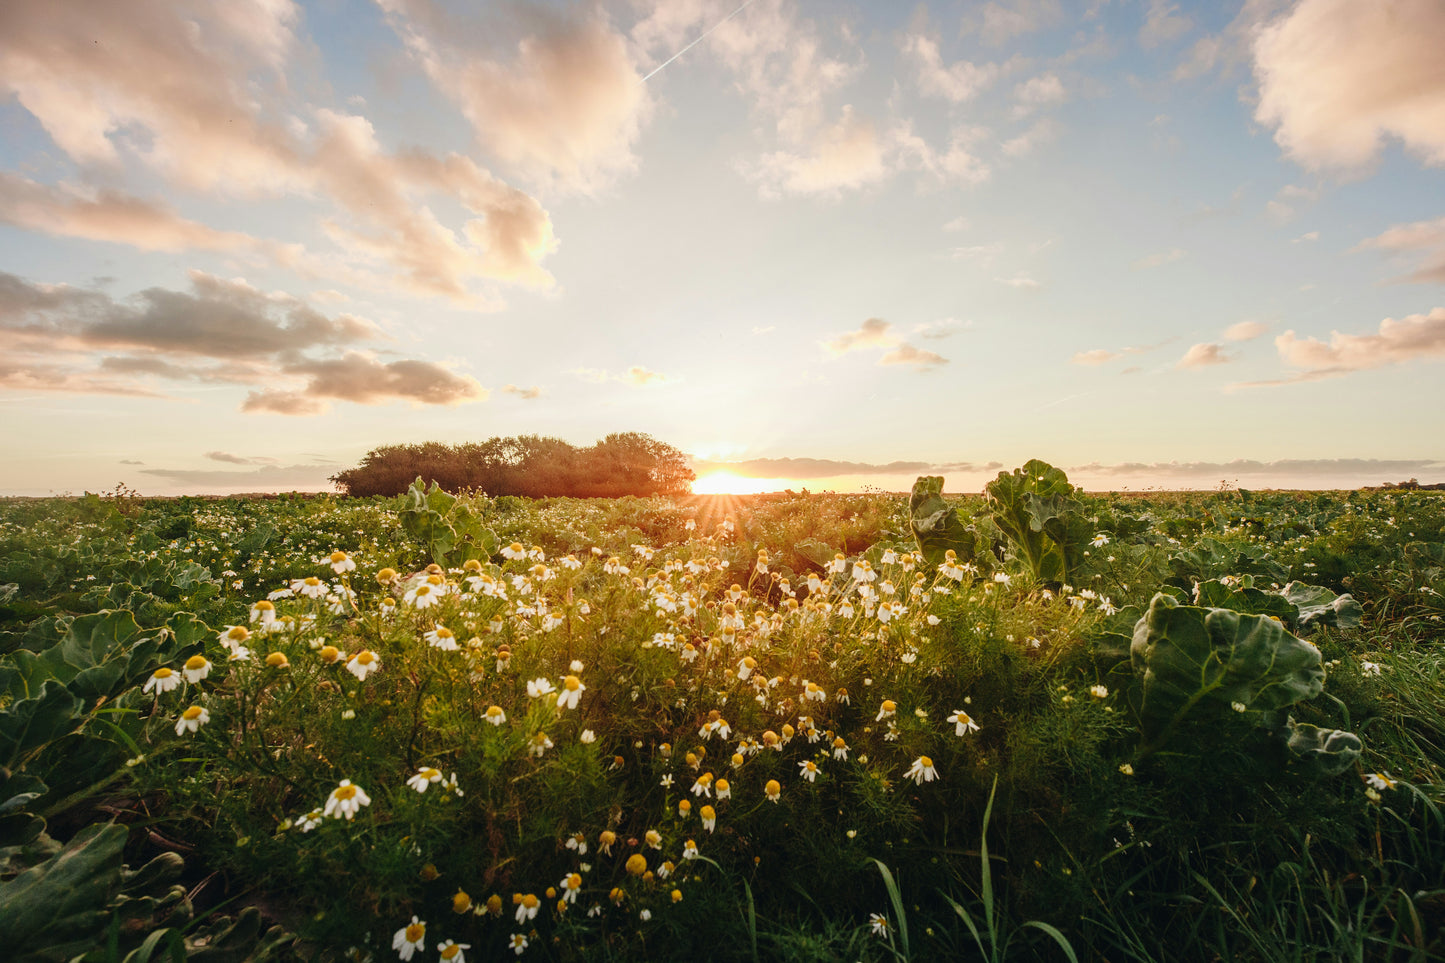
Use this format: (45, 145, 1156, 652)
(1, 463, 1442, 962)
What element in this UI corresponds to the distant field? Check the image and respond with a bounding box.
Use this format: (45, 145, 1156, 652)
(1, 467, 1442, 962)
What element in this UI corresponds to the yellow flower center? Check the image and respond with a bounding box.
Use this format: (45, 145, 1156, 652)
(834, 737, 846, 748)
(452, 891, 471, 913)
(320, 645, 340, 662)
(522, 893, 539, 908)
(185, 655, 207, 671)
(626, 854, 647, 876)
(377, 568, 397, 581)
(404, 923, 424, 942)
(486, 706, 504, 719)
(356, 651, 375, 665)
(701, 805, 715, 820)
(227, 627, 249, 641)
(435, 627, 454, 639)
(181, 706, 203, 720)
(440, 945, 459, 960)
(882, 700, 896, 712)
(154, 668, 175, 679)
(334, 785, 356, 801)
(304, 576, 321, 587)
(254, 601, 274, 611)
(919, 755, 933, 768)
(420, 768, 440, 780)
(765, 779, 780, 796)
(566, 873, 582, 890)
(427, 574, 444, 586)
(415, 585, 432, 596)
(265, 652, 288, 667)
(564, 675, 581, 691)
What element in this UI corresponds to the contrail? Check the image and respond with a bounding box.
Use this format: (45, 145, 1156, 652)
(638, 0, 760, 84)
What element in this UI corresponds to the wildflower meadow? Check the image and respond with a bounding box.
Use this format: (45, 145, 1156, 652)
(1, 463, 1442, 961)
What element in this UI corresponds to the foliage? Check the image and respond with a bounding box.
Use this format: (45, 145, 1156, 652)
(331, 433, 696, 498)
(398, 478, 498, 568)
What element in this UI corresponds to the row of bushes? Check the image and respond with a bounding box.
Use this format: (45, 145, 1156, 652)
(330, 432, 695, 498)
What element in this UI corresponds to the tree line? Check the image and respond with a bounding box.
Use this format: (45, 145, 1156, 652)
(329, 433, 695, 498)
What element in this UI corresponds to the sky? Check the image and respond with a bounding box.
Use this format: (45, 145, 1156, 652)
(2, 0, 1444, 496)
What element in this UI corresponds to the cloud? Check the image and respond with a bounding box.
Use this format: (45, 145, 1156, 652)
(1292, 231, 1320, 243)
(1001, 119, 1060, 158)
(138, 463, 338, 489)
(995, 273, 1041, 289)
(0, 270, 485, 413)
(891, 123, 991, 185)
(1072, 349, 1119, 365)
(942, 215, 971, 232)
(0, 173, 256, 253)
(913, 318, 968, 339)
(752, 325, 775, 335)
(967, 0, 1065, 46)
(1070, 458, 1445, 484)
(0, 1, 557, 301)
(1224, 320, 1268, 341)
(879, 344, 949, 370)
(119, 459, 144, 465)
(823, 317, 896, 355)
(902, 33, 999, 103)
(1012, 73, 1066, 116)
(378, 1, 650, 194)
(1355, 216, 1445, 284)
(1140, 0, 1193, 48)
(624, 365, 667, 386)
(1253, 0, 1445, 172)
(1176, 342, 1232, 367)
(1133, 247, 1186, 269)
(502, 384, 542, 399)
(692, 457, 943, 479)
(205, 451, 254, 465)
(1271, 307, 1445, 379)
(748, 106, 888, 197)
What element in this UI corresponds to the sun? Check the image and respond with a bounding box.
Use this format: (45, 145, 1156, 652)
(692, 471, 790, 495)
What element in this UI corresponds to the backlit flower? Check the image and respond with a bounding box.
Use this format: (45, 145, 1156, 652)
(691, 772, 714, 797)
(682, 839, 698, 859)
(645, 829, 663, 849)
(346, 650, 380, 681)
(508, 933, 528, 956)
(527, 677, 555, 699)
(181, 655, 211, 683)
(514, 893, 540, 923)
(598, 830, 616, 855)
(407, 767, 443, 793)
(528, 732, 553, 757)
(904, 755, 938, 785)
(265, 651, 289, 669)
(948, 709, 980, 736)
(1365, 772, 1398, 791)
(832, 737, 850, 761)
(392, 917, 426, 961)
(145, 667, 181, 695)
(876, 700, 897, 722)
(560, 872, 583, 903)
(765, 779, 781, 802)
(174, 704, 208, 735)
(324, 779, 371, 819)
(558, 675, 586, 710)
(425, 625, 460, 651)
(715, 777, 731, 798)
(485, 705, 506, 725)
(870, 913, 890, 937)
(249, 600, 276, 624)
(328, 550, 357, 574)
(700, 805, 716, 832)
(798, 760, 820, 782)
(436, 940, 469, 962)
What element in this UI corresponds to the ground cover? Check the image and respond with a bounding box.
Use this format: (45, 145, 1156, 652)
(1, 466, 1442, 961)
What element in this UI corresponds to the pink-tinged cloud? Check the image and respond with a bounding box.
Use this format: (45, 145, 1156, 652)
(903, 33, 999, 103)
(1355, 216, 1445, 284)
(1176, 342, 1232, 368)
(749, 106, 888, 197)
(1001, 119, 1059, 157)
(1133, 248, 1186, 269)
(380, 0, 650, 193)
(879, 344, 949, 370)
(1012, 73, 1066, 115)
(1253, 0, 1445, 171)
(1072, 349, 1119, 365)
(1224, 321, 1268, 341)
(624, 366, 667, 386)
(502, 384, 542, 399)
(892, 124, 991, 185)
(1139, 0, 1194, 49)
(0, 174, 255, 253)
(823, 317, 896, 355)
(969, 0, 1064, 46)
(278, 353, 488, 408)
(1274, 307, 1445, 377)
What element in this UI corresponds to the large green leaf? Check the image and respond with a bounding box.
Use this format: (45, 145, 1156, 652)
(0, 681, 84, 769)
(985, 460, 1080, 583)
(1281, 581, 1363, 631)
(1285, 720, 1362, 777)
(908, 476, 976, 566)
(1193, 580, 1298, 623)
(0, 822, 126, 962)
(1130, 593, 1325, 743)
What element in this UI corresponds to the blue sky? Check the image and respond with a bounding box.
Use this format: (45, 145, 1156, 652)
(2, 0, 1443, 495)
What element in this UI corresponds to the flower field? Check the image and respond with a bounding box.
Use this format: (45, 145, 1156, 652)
(1, 464, 1442, 962)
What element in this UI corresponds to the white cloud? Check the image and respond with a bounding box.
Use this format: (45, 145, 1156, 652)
(1253, 0, 1445, 172)
(879, 344, 949, 370)
(1140, 0, 1193, 49)
(996, 273, 1041, 289)
(1012, 73, 1066, 117)
(968, 0, 1065, 46)
(1224, 321, 1268, 341)
(748, 105, 888, 197)
(823, 317, 896, 355)
(903, 33, 999, 103)
(1176, 342, 1232, 368)
(1354, 216, 1445, 284)
(1274, 307, 1445, 377)
(1001, 119, 1060, 158)
(1071, 349, 1118, 365)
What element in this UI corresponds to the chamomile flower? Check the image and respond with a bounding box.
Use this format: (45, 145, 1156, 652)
(425, 625, 460, 651)
(700, 805, 716, 832)
(297, 808, 323, 832)
(407, 767, 443, 793)
(832, 737, 850, 761)
(558, 675, 586, 710)
(715, 778, 731, 799)
(485, 705, 507, 725)
(682, 839, 699, 860)
(527, 677, 555, 699)
(765, 779, 781, 802)
(326, 550, 356, 574)
(144, 667, 181, 695)
(566, 832, 587, 854)
(346, 650, 380, 681)
(502, 542, 527, 561)
(1090, 533, 1110, 548)
(405, 583, 440, 610)
(508, 933, 528, 956)
(598, 830, 616, 855)
(798, 760, 820, 782)
(579, 728, 596, 743)
(1365, 772, 1398, 791)
(249, 600, 276, 624)
(691, 772, 714, 797)
(876, 699, 897, 722)
(904, 755, 938, 785)
(948, 709, 980, 736)
(528, 732, 553, 757)
(626, 854, 648, 876)
(324, 779, 371, 820)
(437, 940, 469, 962)
(392, 917, 427, 961)
(293, 576, 327, 599)
(1090, 685, 1109, 699)
(870, 913, 890, 937)
(514, 893, 540, 923)
(174, 705, 209, 735)
(560, 872, 583, 903)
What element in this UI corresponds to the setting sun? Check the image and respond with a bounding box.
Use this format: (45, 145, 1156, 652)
(691, 471, 792, 495)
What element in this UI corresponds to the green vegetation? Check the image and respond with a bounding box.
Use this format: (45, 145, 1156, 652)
(1, 465, 1442, 961)
(330, 433, 695, 498)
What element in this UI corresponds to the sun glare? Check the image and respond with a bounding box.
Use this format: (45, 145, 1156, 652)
(692, 471, 790, 495)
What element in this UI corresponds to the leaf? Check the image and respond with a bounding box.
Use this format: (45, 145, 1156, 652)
(908, 476, 978, 568)
(1130, 593, 1325, 741)
(0, 681, 84, 768)
(1285, 720, 1362, 777)
(1193, 580, 1298, 624)
(792, 539, 839, 570)
(1281, 581, 1363, 631)
(0, 822, 126, 962)
(985, 460, 1081, 583)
